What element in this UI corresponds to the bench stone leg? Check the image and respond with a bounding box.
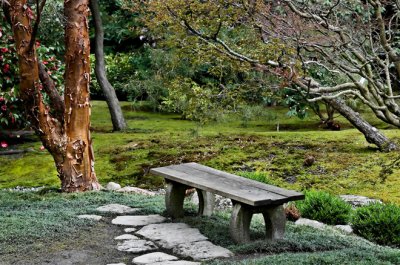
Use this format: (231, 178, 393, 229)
(196, 189, 215, 216)
(262, 205, 286, 239)
(230, 203, 253, 244)
(165, 181, 187, 218)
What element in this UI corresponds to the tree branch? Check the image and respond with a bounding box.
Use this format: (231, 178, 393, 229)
(28, 0, 47, 52)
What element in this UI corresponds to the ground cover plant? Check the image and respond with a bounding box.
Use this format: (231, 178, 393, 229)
(1, 190, 399, 265)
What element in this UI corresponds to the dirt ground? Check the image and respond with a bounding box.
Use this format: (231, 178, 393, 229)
(1, 219, 133, 265)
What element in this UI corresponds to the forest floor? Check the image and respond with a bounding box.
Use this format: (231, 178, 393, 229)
(1, 191, 399, 265)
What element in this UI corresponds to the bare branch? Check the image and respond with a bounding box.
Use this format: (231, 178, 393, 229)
(28, 0, 47, 52)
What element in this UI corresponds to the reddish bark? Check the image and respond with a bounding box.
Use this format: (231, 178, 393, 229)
(8, 0, 100, 192)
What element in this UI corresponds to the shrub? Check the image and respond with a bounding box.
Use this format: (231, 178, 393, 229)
(296, 190, 352, 225)
(352, 203, 400, 247)
(1, 18, 64, 131)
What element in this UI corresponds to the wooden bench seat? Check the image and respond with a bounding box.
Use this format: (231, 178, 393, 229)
(150, 162, 304, 243)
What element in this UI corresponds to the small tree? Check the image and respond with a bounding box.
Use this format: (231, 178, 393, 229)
(3, 0, 100, 192)
(140, 0, 397, 151)
(90, 0, 127, 131)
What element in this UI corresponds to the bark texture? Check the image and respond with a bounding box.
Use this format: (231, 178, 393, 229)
(63, 0, 100, 191)
(8, 0, 100, 192)
(89, 0, 127, 131)
(328, 98, 397, 152)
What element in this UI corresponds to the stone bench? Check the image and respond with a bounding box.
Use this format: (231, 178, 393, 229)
(150, 162, 304, 243)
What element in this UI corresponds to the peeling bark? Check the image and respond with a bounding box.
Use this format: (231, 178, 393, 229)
(63, 0, 100, 191)
(8, 0, 100, 192)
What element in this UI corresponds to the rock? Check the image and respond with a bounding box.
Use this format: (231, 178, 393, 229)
(173, 241, 233, 261)
(151, 261, 201, 265)
(295, 218, 325, 229)
(190, 192, 232, 211)
(96, 204, 138, 214)
(190, 191, 199, 205)
(117, 239, 157, 253)
(335, 225, 353, 234)
(107, 263, 126, 265)
(116, 187, 156, 196)
(215, 194, 232, 210)
(132, 252, 178, 264)
(114, 234, 139, 240)
(124, 228, 137, 233)
(112, 215, 166, 226)
(77, 214, 102, 221)
(106, 182, 122, 191)
(339, 195, 382, 207)
(136, 223, 207, 249)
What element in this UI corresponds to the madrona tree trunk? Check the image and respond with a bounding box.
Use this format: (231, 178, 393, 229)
(62, 0, 100, 191)
(8, 0, 100, 192)
(89, 0, 127, 131)
(327, 98, 397, 152)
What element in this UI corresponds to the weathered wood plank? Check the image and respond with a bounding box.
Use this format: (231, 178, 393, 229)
(183, 163, 303, 198)
(150, 163, 304, 206)
(152, 166, 278, 206)
(171, 165, 288, 201)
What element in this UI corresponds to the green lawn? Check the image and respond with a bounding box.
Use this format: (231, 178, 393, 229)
(0, 100, 399, 204)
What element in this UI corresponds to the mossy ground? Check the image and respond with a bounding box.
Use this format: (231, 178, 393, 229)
(0, 100, 399, 204)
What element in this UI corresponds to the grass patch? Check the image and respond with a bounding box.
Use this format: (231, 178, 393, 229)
(1, 101, 400, 204)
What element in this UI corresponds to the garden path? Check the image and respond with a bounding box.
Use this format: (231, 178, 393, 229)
(78, 203, 233, 265)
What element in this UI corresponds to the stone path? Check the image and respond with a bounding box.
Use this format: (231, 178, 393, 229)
(82, 203, 233, 265)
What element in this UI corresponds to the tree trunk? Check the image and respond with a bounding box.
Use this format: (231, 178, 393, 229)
(89, 0, 127, 131)
(327, 98, 397, 152)
(63, 0, 100, 191)
(8, 0, 100, 192)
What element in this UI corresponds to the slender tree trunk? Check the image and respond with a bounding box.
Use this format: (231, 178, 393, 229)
(8, 0, 100, 192)
(327, 98, 397, 152)
(89, 0, 127, 131)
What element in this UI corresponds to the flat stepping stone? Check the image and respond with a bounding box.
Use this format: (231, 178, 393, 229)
(112, 215, 166, 226)
(77, 214, 102, 221)
(96, 204, 138, 214)
(124, 228, 137, 233)
(136, 223, 207, 249)
(132, 252, 178, 264)
(114, 234, 139, 240)
(173, 241, 233, 261)
(117, 239, 157, 253)
(151, 261, 201, 265)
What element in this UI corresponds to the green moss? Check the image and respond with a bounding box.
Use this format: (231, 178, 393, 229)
(1, 101, 399, 204)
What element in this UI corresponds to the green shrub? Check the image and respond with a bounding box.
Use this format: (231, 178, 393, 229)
(352, 203, 400, 247)
(296, 191, 352, 225)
